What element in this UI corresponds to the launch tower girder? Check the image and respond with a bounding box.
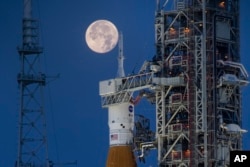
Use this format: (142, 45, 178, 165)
(100, 0, 248, 166)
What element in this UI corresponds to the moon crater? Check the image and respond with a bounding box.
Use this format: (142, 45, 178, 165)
(85, 20, 118, 54)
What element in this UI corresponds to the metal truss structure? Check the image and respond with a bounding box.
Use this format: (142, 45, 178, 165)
(16, 0, 49, 166)
(99, 0, 249, 166)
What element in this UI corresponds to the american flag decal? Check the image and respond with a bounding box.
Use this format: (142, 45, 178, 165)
(111, 134, 118, 141)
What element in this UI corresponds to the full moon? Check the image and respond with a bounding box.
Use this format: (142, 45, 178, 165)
(85, 20, 119, 54)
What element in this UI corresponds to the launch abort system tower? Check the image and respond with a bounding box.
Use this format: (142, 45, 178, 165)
(99, 0, 249, 166)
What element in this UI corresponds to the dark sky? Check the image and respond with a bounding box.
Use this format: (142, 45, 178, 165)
(0, 1, 249, 167)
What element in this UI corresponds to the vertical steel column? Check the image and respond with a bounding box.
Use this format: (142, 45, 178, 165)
(201, 1, 208, 166)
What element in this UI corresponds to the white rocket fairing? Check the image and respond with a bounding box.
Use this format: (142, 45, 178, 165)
(106, 102, 137, 167)
(108, 102, 134, 145)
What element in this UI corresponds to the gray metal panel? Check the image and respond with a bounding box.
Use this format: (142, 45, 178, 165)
(216, 21, 230, 40)
(152, 76, 185, 86)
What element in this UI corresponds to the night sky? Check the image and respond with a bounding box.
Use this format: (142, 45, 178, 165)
(0, 1, 249, 167)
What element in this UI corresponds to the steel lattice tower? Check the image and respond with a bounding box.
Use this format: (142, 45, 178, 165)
(99, 0, 248, 166)
(16, 0, 49, 166)
(154, 0, 248, 166)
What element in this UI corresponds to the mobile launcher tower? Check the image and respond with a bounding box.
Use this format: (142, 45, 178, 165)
(99, 0, 249, 167)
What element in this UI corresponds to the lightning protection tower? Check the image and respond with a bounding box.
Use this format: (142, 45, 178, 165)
(16, 0, 49, 166)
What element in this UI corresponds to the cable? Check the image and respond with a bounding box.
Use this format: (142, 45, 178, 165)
(37, 0, 60, 163)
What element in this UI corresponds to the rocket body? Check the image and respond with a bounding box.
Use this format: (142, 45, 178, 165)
(106, 102, 137, 167)
(108, 102, 134, 145)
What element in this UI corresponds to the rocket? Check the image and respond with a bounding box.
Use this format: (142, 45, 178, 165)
(106, 102, 137, 167)
(103, 32, 137, 167)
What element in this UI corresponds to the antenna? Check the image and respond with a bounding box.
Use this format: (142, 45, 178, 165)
(117, 32, 125, 77)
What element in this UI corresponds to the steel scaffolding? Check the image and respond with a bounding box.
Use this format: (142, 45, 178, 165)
(100, 0, 248, 166)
